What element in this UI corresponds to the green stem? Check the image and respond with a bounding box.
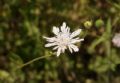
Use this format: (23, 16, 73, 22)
(17, 55, 52, 69)
(88, 36, 105, 53)
(104, 18, 111, 83)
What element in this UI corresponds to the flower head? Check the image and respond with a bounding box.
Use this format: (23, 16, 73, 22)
(112, 33, 120, 47)
(44, 22, 84, 57)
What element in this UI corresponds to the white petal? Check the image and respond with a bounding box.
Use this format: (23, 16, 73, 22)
(53, 46, 59, 50)
(68, 45, 73, 53)
(61, 46, 66, 53)
(69, 44, 79, 52)
(57, 48, 61, 57)
(70, 29, 81, 38)
(71, 38, 84, 44)
(45, 43, 56, 47)
(43, 37, 56, 42)
(53, 26, 59, 35)
(61, 22, 66, 32)
(43, 36, 48, 39)
(66, 26, 70, 33)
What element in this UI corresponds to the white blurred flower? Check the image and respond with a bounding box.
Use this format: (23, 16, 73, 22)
(112, 33, 120, 47)
(44, 22, 84, 57)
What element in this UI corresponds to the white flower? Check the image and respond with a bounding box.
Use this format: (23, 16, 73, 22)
(44, 22, 84, 57)
(112, 33, 120, 47)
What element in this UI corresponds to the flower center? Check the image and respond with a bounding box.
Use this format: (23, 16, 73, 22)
(56, 33, 70, 47)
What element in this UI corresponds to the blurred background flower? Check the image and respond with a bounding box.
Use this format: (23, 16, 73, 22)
(112, 33, 120, 47)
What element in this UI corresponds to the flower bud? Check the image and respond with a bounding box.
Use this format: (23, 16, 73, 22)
(95, 19, 104, 28)
(84, 21, 93, 29)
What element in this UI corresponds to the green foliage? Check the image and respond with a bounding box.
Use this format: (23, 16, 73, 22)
(0, 0, 120, 83)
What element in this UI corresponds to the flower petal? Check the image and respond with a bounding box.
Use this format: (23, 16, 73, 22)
(43, 37, 56, 42)
(68, 45, 73, 53)
(57, 48, 61, 57)
(53, 26, 59, 35)
(71, 38, 84, 44)
(69, 44, 79, 52)
(66, 26, 70, 33)
(61, 46, 66, 53)
(45, 43, 56, 47)
(70, 29, 81, 38)
(61, 22, 66, 32)
(53, 46, 59, 50)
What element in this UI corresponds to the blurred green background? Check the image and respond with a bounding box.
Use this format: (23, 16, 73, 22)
(0, 0, 120, 83)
